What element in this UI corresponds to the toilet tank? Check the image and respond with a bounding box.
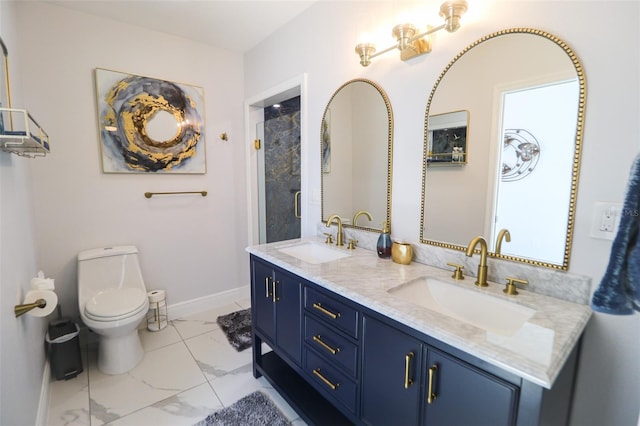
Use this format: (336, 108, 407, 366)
(77, 246, 146, 305)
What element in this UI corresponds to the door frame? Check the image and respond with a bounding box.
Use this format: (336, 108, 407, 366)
(244, 74, 308, 246)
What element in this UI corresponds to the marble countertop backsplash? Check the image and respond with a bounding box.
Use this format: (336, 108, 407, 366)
(248, 230, 593, 389)
(319, 223, 592, 305)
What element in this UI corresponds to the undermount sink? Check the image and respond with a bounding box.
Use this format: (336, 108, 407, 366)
(388, 277, 535, 336)
(277, 241, 352, 264)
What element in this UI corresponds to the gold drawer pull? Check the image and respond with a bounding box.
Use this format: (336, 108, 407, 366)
(313, 302, 341, 319)
(312, 368, 339, 390)
(272, 280, 279, 302)
(404, 352, 414, 389)
(313, 335, 340, 355)
(427, 364, 438, 404)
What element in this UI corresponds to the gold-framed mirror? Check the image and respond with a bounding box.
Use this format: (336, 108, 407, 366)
(321, 78, 393, 232)
(420, 28, 586, 270)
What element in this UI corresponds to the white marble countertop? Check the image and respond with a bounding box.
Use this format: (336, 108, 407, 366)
(247, 237, 592, 389)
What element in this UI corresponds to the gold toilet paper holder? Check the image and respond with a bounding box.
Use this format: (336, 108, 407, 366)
(14, 299, 47, 318)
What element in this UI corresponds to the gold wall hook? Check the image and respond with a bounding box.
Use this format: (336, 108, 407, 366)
(220, 132, 228, 141)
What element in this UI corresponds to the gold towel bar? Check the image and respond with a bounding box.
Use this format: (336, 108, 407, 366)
(144, 191, 207, 198)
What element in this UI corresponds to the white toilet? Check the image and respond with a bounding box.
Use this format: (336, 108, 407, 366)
(77, 245, 149, 375)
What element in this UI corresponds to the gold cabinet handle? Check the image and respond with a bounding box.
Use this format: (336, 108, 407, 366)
(312, 368, 339, 391)
(404, 352, 414, 389)
(312, 302, 341, 319)
(427, 364, 438, 404)
(272, 280, 279, 302)
(313, 335, 340, 355)
(264, 277, 271, 298)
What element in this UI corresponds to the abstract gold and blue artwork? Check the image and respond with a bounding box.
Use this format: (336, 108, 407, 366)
(95, 68, 206, 173)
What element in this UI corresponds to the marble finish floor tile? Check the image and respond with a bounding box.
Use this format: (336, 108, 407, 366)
(138, 323, 182, 352)
(47, 302, 306, 426)
(107, 383, 222, 426)
(171, 303, 245, 340)
(183, 328, 253, 382)
(47, 356, 90, 426)
(88, 342, 206, 424)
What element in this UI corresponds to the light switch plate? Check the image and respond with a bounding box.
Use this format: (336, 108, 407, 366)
(590, 202, 623, 240)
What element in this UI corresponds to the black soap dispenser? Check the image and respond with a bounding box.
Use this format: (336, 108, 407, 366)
(377, 221, 392, 258)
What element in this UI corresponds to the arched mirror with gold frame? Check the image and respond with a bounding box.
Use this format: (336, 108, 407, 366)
(420, 28, 586, 270)
(321, 78, 393, 232)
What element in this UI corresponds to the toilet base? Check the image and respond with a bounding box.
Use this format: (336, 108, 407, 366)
(97, 329, 144, 375)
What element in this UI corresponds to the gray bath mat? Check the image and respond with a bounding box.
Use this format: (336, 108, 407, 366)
(194, 391, 290, 426)
(217, 308, 252, 351)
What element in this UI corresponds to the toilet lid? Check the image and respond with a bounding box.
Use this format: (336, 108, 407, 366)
(85, 288, 147, 318)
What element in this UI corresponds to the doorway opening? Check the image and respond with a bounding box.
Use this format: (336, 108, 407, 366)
(258, 96, 301, 243)
(245, 74, 307, 247)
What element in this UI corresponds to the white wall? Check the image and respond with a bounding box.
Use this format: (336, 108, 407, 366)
(0, 2, 48, 425)
(245, 1, 640, 425)
(14, 2, 248, 322)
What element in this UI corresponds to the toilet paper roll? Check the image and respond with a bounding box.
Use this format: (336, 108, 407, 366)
(148, 290, 166, 303)
(23, 290, 58, 317)
(30, 270, 55, 291)
(30, 277, 55, 291)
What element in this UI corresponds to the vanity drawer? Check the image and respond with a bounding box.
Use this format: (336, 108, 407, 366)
(305, 286, 359, 338)
(305, 348, 358, 415)
(305, 315, 358, 377)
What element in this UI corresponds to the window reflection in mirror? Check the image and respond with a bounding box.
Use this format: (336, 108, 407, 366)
(420, 29, 585, 270)
(321, 79, 393, 232)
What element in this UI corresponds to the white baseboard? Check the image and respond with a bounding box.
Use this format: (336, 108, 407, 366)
(35, 360, 50, 426)
(167, 286, 250, 320)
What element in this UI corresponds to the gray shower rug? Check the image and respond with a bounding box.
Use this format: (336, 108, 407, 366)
(216, 308, 252, 352)
(194, 391, 290, 426)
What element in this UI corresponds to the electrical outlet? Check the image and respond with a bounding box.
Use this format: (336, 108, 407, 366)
(591, 202, 622, 240)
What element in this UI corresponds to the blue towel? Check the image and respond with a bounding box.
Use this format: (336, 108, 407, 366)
(591, 154, 640, 314)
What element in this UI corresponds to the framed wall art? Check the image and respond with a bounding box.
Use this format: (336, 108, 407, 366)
(95, 68, 206, 173)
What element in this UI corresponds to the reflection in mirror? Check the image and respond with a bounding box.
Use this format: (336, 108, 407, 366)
(321, 79, 393, 232)
(427, 111, 469, 165)
(420, 29, 585, 270)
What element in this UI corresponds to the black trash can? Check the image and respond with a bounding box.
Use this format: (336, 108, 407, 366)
(46, 318, 83, 380)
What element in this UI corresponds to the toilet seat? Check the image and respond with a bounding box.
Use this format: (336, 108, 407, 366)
(85, 287, 147, 321)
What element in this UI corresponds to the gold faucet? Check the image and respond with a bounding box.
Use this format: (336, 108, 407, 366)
(326, 214, 344, 246)
(495, 229, 511, 255)
(353, 210, 373, 227)
(465, 236, 489, 287)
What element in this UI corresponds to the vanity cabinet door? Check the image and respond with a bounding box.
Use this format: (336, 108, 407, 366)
(273, 269, 302, 365)
(251, 257, 302, 366)
(252, 259, 276, 340)
(361, 315, 423, 426)
(424, 349, 518, 426)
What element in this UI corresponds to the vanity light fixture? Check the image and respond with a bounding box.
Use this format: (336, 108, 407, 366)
(355, 0, 468, 67)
